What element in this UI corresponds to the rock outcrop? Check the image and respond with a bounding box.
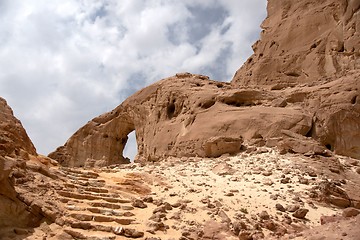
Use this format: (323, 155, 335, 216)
(232, 0, 360, 87)
(49, 0, 359, 167)
(49, 74, 313, 167)
(0, 97, 36, 159)
(0, 98, 41, 229)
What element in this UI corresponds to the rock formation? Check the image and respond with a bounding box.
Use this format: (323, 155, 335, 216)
(232, 0, 360, 86)
(49, 74, 317, 167)
(0, 97, 36, 159)
(0, 97, 41, 229)
(49, 0, 359, 167)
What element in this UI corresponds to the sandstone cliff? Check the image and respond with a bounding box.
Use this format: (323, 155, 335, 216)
(49, 0, 359, 167)
(232, 0, 360, 86)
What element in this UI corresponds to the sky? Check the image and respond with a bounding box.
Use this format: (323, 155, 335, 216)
(0, 0, 267, 160)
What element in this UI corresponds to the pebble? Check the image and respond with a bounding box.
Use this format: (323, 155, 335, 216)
(275, 203, 286, 212)
(262, 171, 273, 176)
(132, 199, 148, 209)
(342, 207, 360, 217)
(281, 177, 290, 184)
(286, 204, 300, 212)
(259, 211, 270, 220)
(292, 208, 309, 219)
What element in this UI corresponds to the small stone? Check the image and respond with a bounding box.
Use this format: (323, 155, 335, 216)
(259, 211, 270, 220)
(233, 221, 247, 235)
(132, 199, 148, 209)
(262, 171, 272, 176)
(270, 194, 278, 200)
(113, 226, 124, 235)
(163, 202, 173, 211)
(225, 192, 234, 196)
(142, 196, 154, 203)
(342, 207, 360, 218)
(263, 179, 274, 186)
(320, 215, 342, 225)
(298, 177, 309, 185)
(280, 177, 290, 184)
(329, 167, 340, 174)
(123, 228, 144, 238)
(275, 203, 286, 212)
(153, 206, 167, 214)
(238, 230, 252, 240)
(356, 167, 360, 174)
(292, 208, 309, 219)
(286, 204, 300, 212)
(218, 210, 231, 224)
(14, 228, 30, 235)
(263, 220, 276, 231)
(171, 201, 182, 208)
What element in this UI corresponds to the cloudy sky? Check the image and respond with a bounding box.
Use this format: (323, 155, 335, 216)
(0, 0, 266, 160)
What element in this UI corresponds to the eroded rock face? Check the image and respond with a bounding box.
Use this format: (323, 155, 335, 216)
(232, 0, 360, 87)
(0, 98, 42, 229)
(49, 74, 314, 167)
(0, 97, 37, 159)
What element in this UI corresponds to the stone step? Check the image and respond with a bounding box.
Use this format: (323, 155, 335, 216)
(60, 167, 99, 178)
(79, 191, 119, 198)
(59, 197, 80, 204)
(65, 205, 135, 217)
(64, 225, 144, 238)
(86, 207, 135, 217)
(68, 213, 135, 225)
(64, 183, 109, 193)
(57, 190, 129, 204)
(66, 175, 102, 182)
(63, 228, 115, 240)
(88, 202, 129, 210)
(70, 179, 106, 188)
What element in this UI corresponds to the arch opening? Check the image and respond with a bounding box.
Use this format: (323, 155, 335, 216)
(123, 130, 138, 162)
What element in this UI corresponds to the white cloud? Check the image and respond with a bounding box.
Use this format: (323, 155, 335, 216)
(0, 0, 267, 159)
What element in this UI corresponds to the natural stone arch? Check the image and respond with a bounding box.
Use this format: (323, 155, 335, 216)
(49, 108, 137, 167)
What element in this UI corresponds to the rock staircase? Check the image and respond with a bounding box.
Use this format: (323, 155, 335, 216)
(52, 167, 146, 239)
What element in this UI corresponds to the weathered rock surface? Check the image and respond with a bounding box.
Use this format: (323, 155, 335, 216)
(0, 98, 42, 230)
(232, 0, 360, 87)
(49, 75, 315, 167)
(49, 0, 359, 166)
(0, 97, 36, 159)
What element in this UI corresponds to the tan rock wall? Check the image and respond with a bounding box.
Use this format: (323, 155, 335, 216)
(231, 0, 360, 87)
